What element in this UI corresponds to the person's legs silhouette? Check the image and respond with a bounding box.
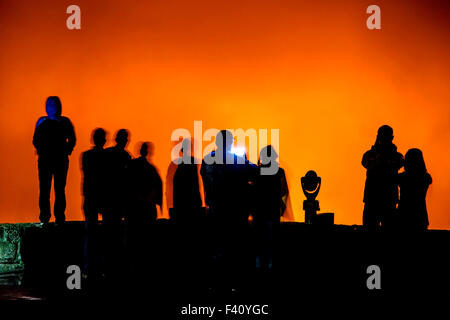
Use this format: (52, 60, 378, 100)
(54, 158, 69, 223)
(38, 159, 52, 223)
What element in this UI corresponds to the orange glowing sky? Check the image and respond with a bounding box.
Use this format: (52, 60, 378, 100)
(0, 0, 449, 228)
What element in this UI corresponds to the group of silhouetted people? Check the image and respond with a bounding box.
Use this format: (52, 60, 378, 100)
(362, 125, 432, 231)
(80, 127, 164, 280)
(33, 96, 433, 289)
(199, 131, 289, 289)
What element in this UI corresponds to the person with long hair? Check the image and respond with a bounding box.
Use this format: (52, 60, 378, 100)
(398, 148, 432, 231)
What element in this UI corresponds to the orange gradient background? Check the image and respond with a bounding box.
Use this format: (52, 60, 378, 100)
(0, 0, 449, 228)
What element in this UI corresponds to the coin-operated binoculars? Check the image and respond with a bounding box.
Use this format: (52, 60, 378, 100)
(301, 170, 321, 224)
(301, 170, 334, 226)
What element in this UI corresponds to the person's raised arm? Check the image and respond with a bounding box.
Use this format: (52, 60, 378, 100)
(362, 150, 376, 170)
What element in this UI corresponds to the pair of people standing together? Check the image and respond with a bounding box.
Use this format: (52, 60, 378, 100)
(362, 125, 432, 231)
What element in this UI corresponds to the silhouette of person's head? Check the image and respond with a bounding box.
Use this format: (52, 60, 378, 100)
(115, 129, 129, 149)
(92, 128, 106, 148)
(405, 148, 427, 174)
(376, 125, 394, 146)
(139, 141, 154, 159)
(215, 130, 234, 153)
(46, 96, 62, 119)
(140, 142, 149, 158)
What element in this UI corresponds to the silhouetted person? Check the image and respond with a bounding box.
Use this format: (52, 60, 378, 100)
(362, 125, 403, 231)
(104, 129, 132, 219)
(170, 139, 204, 224)
(167, 139, 207, 292)
(33, 96, 76, 224)
(201, 130, 256, 222)
(103, 129, 131, 280)
(126, 142, 163, 287)
(81, 128, 107, 279)
(253, 145, 288, 271)
(128, 142, 162, 223)
(398, 148, 432, 231)
(200, 130, 257, 291)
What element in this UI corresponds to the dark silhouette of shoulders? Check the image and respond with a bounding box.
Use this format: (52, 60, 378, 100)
(33, 116, 76, 156)
(128, 155, 163, 212)
(104, 145, 132, 168)
(362, 143, 404, 173)
(82, 146, 107, 197)
(173, 156, 202, 210)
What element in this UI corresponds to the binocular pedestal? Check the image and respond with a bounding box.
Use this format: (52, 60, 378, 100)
(303, 199, 319, 224)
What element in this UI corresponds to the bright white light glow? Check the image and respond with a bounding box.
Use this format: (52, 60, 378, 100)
(231, 146, 246, 157)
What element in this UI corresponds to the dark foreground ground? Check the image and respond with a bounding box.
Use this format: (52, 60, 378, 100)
(0, 220, 449, 317)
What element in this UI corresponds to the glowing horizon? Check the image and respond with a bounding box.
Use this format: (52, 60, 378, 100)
(0, 0, 449, 229)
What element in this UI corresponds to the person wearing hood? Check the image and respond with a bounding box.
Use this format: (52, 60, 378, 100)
(33, 96, 76, 224)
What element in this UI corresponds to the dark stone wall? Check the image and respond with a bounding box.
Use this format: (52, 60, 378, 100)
(1, 221, 449, 302)
(0, 223, 41, 285)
